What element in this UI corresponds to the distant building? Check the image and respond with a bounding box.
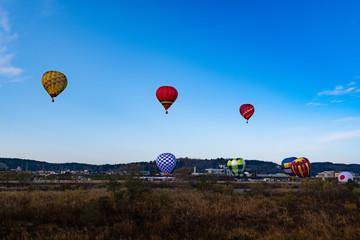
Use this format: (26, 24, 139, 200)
(84, 169, 95, 174)
(316, 171, 335, 178)
(192, 166, 205, 176)
(11, 166, 21, 172)
(257, 173, 291, 178)
(268, 173, 289, 178)
(61, 169, 71, 174)
(205, 168, 225, 175)
(138, 171, 150, 175)
(243, 172, 251, 177)
(316, 171, 358, 179)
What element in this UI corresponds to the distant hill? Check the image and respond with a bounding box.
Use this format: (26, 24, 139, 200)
(311, 162, 360, 176)
(176, 158, 281, 174)
(0, 157, 359, 176)
(0, 158, 126, 172)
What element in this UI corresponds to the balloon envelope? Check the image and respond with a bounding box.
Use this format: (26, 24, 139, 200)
(156, 153, 177, 177)
(156, 86, 178, 114)
(227, 158, 246, 177)
(281, 157, 297, 177)
(291, 157, 311, 178)
(239, 104, 254, 123)
(42, 71, 68, 102)
(338, 171, 354, 183)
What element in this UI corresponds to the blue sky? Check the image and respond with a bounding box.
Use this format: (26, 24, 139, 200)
(0, 0, 360, 165)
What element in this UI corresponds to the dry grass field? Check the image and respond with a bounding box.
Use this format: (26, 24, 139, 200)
(0, 176, 359, 240)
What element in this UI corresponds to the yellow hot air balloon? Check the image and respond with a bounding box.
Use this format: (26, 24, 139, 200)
(42, 71, 68, 102)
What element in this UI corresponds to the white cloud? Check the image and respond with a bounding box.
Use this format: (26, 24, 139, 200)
(320, 129, 360, 142)
(334, 117, 360, 122)
(0, 52, 22, 76)
(0, 3, 23, 78)
(330, 100, 344, 103)
(306, 102, 328, 106)
(0, 5, 10, 32)
(318, 85, 357, 96)
(4, 75, 30, 83)
(348, 81, 356, 86)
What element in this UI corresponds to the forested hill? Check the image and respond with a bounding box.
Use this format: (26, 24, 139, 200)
(0, 157, 359, 176)
(0, 158, 126, 172)
(176, 158, 281, 174)
(311, 162, 360, 175)
(0, 157, 282, 174)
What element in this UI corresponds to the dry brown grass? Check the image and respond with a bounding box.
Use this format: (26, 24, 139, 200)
(0, 179, 359, 239)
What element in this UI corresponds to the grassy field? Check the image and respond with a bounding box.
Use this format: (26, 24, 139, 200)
(0, 176, 359, 240)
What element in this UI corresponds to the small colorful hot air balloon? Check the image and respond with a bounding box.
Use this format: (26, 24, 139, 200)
(42, 71, 68, 102)
(338, 171, 354, 183)
(156, 86, 178, 114)
(281, 157, 297, 177)
(227, 158, 246, 177)
(240, 104, 254, 123)
(156, 153, 177, 177)
(291, 157, 311, 178)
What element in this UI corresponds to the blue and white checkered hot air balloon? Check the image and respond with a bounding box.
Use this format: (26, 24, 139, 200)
(156, 153, 177, 177)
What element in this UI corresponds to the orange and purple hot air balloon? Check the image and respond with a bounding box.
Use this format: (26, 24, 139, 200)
(240, 104, 254, 123)
(156, 86, 178, 114)
(291, 157, 311, 178)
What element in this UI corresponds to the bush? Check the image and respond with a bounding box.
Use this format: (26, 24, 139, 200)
(196, 175, 218, 192)
(124, 174, 151, 200)
(106, 178, 122, 192)
(345, 180, 359, 191)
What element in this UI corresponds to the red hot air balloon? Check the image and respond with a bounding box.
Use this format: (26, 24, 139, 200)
(156, 86, 178, 114)
(291, 157, 311, 178)
(239, 104, 254, 123)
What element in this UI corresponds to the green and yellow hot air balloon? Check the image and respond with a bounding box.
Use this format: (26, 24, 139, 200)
(227, 158, 246, 177)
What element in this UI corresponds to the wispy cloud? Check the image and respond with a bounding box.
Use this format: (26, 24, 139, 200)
(334, 117, 360, 122)
(330, 100, 344, 103)
(0, 4, 23, 77)
(306, 102, 328, 106)
(318, 85, 357, 96)
(310, 81, 360, 106)
(42, 0, 60, 16)
(4, 75, 31, 83)
(0, 3, 10, 31)
(320, 129, 360, 142)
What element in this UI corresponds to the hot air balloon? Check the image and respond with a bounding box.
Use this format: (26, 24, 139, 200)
(227, 158, 246, 177)
(291, 157, 311, 178)
(239, 104, 254, 123)
(338, 171, 354, 183)
(281, 157, 297, 178)
(156, 86, 178, 114)
(42, 71, 68, 102)
(156, 153, 177, 177)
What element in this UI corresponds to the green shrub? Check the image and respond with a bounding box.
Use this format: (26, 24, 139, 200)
(345, 180, 359, 191)
(106, 178, 122, 192)
(124, 174, 151, 200)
